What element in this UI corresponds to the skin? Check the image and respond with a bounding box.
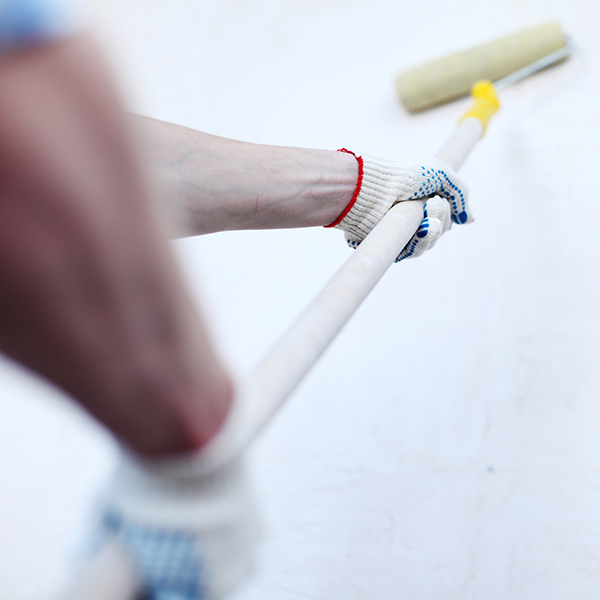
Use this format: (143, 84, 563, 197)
(0, 36, 358, 456)
(133, 115, 359, 236)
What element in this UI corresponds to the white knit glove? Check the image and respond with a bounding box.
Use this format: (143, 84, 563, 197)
(73, 449, 260, 600)
(328, 151, 472, 261)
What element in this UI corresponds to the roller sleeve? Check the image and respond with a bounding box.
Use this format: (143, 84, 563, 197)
(395, 21, 567, 112)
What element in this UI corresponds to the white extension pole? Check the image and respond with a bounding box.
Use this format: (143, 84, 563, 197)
(60, 116, 484, 600)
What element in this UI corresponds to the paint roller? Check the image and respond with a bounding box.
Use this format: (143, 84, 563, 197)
(396, 21, 571, 113)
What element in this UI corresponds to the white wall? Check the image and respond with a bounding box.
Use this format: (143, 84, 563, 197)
(1, 1, 600, 598)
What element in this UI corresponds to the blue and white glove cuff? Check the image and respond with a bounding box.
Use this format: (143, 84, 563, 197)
(0, 0, 88, 52)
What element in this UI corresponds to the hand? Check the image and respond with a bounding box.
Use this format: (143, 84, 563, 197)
(75, 449, 261, 600)
(330, 152, 472, 261)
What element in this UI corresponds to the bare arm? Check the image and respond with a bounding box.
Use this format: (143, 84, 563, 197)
(0, 38, 232, 456)
(133, 115, 359, 236)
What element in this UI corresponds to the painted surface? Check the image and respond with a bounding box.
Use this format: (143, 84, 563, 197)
(1, 1, 600, 598)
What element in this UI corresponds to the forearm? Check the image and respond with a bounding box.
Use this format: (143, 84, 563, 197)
(133, 115, 359, 235)
(0, 37, 232, 456)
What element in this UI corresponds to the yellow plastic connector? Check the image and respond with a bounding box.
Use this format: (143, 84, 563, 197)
(459, 80, 500, 131)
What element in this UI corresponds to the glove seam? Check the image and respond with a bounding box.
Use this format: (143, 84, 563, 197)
(335, 154, 406, 241)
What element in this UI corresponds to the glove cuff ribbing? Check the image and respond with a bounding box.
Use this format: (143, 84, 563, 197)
(327, 151, 426, 243)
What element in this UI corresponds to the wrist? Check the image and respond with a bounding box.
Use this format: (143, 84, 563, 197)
(60, 313, 235, 457)
(313, 147, 360, 227)
(324, 148, 363, 227)
(103, 362, 235, 457)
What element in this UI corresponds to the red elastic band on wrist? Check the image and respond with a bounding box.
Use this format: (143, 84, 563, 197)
(324, 148, 364, 228)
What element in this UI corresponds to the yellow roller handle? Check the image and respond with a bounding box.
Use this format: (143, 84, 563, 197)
(459, 80, 500, 131)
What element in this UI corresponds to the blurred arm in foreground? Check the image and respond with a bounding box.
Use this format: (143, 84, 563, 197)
(0, 31, 255, 600)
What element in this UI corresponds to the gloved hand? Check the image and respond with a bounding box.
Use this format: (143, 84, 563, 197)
(71, 449, 260, 600)
(327, 151, 472, 261)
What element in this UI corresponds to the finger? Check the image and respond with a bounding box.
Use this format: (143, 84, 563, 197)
(420, 216, 444, 252)
(345, 232, 361, 250)
(423, 196, 451, 234)
(428, 158, 472, 225)
(395, 216, 444, 262)
(395, 234, 421, 261)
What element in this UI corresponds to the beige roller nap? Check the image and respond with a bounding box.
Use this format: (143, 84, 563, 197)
(396, 22, 567, 112)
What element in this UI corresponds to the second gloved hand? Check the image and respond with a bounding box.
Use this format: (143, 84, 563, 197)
(327, 151, 472, 261)
(66, 448, 261, 600)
